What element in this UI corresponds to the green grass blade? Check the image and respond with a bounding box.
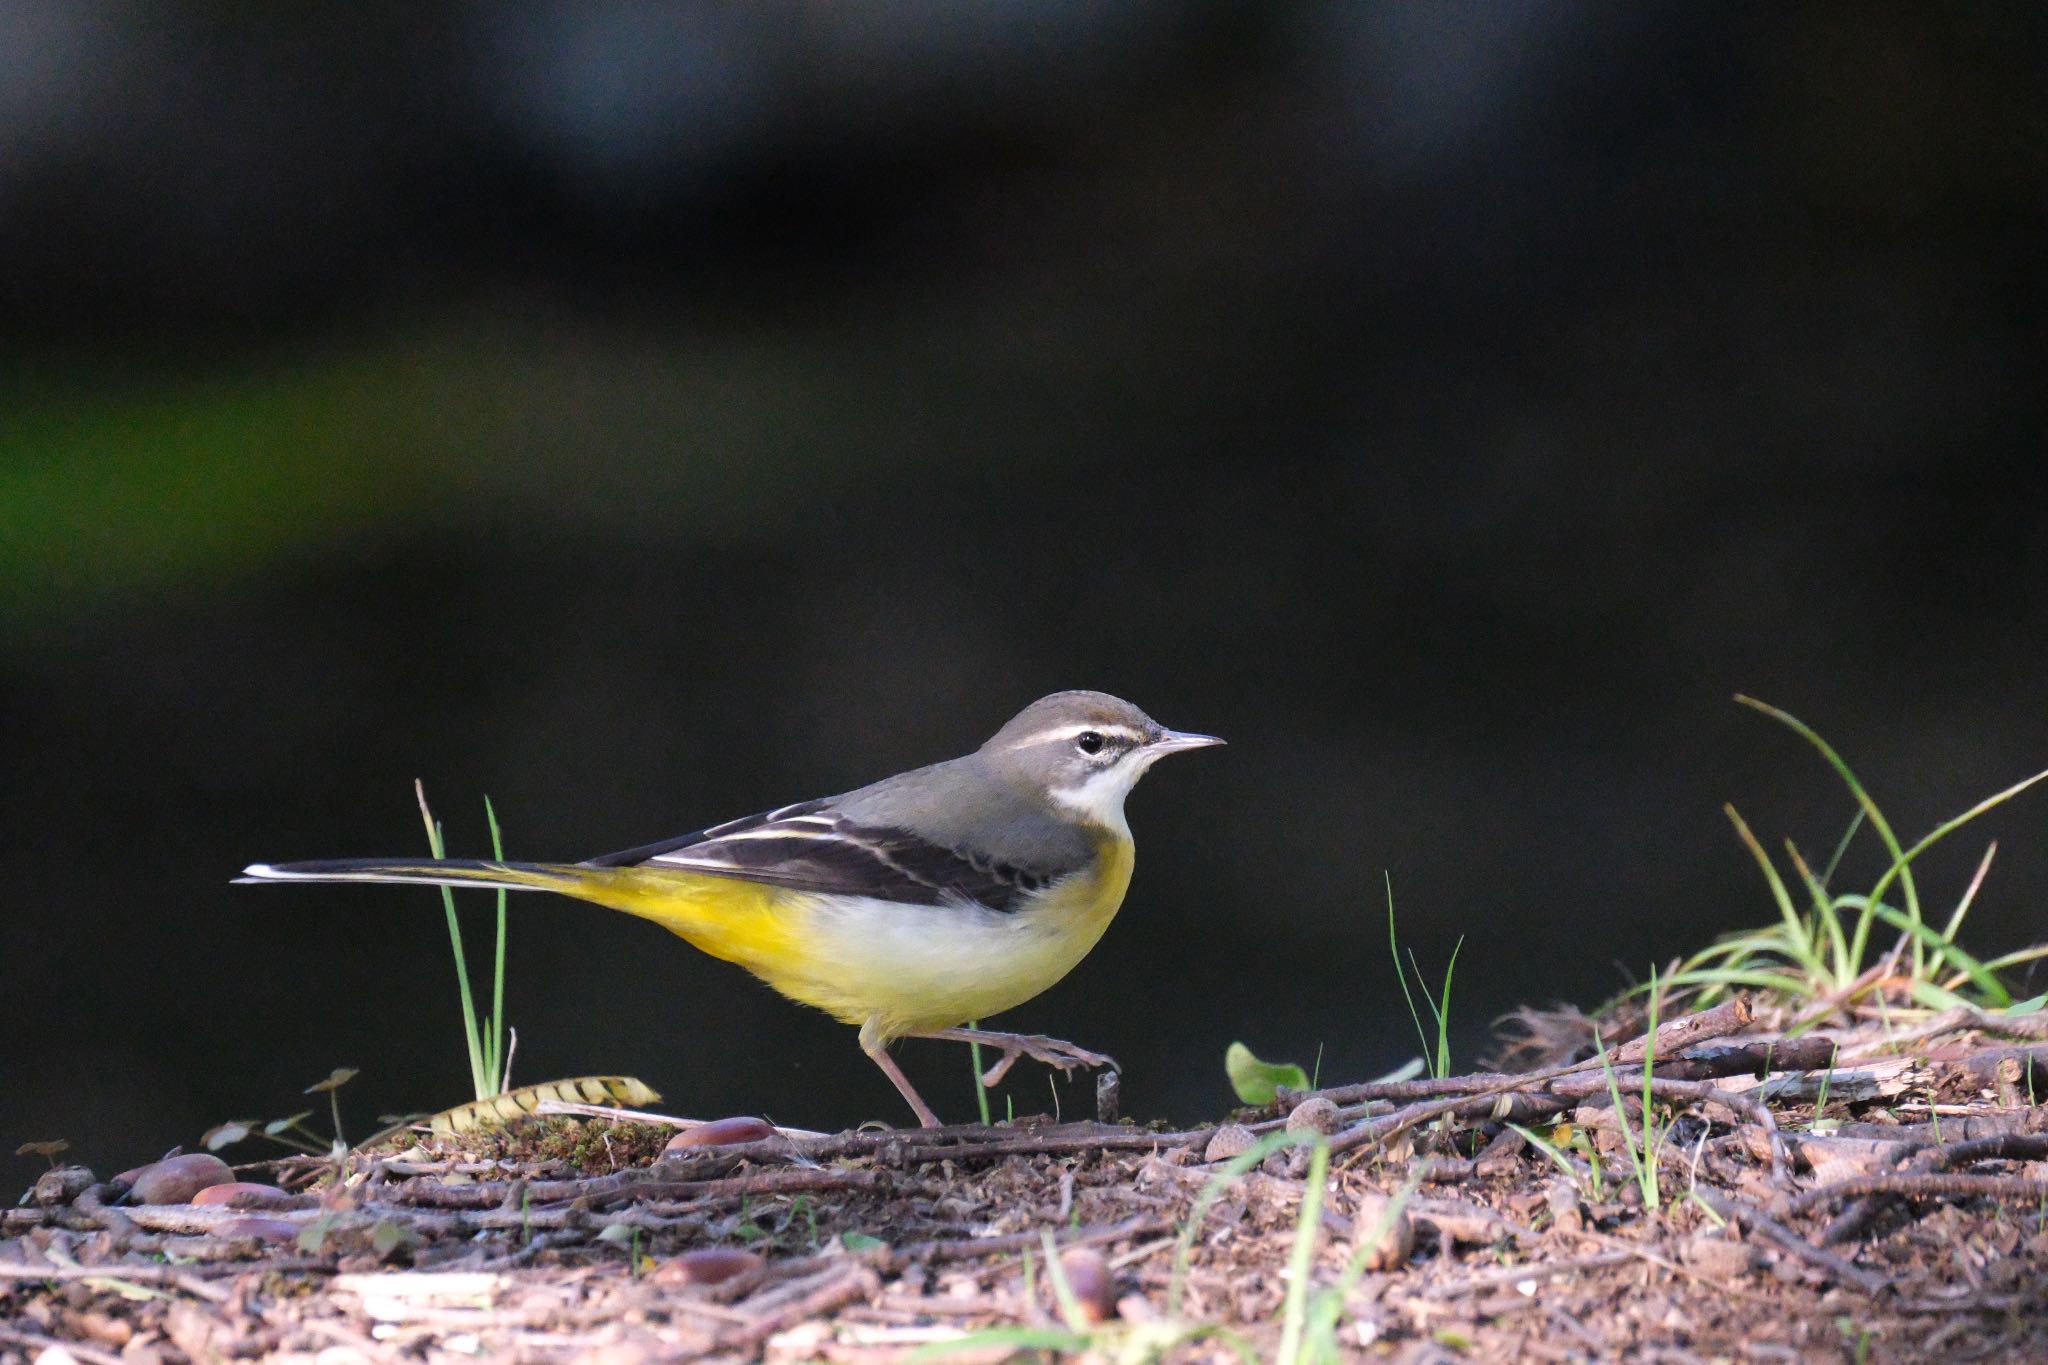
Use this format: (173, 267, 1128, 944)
(1907, 978, 1975, 1012)
(1868, 904, 2009, 1006)
(1434, 937, 1463, 1078)
(1595, 1035, 1643, 1182)
(1273, 1138, 1329, 1365)
(1662, 968, 1815, 996)
(1783, 840, 1853, 987)
(1170, 1130, 1314, 1317)
(1828, 892, 1893, 979)
(1734, 695, 1925, 975)
(419, 782, 489, 1100)
(1818, 807, 1866, 886)
(1900, 768, 2048, 903)
(965, 1023, 992, 1126)
(1638, 966, 1662, 1210)
(1935, 842, 1996, 948)
(1723, 803, 1809, 958)
(1038, 1230, 1090, 1333)
(1386, 876, 1431, 1068)
(903, 1326, 1093, 1361)
(484, 795, 509, 1094)
(1977, 944, 2048, 976)
(1298, 1176, 1418, 1363)
(1511, 1123, 1587, 1189)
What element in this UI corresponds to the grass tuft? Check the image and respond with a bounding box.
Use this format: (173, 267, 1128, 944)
(1387, 875, 1463, 1079)
(1660, 699, 2048, 1018)
(417, 782, 513, 1102)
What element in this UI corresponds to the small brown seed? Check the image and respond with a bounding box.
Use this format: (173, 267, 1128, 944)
(1204, 1124, 1256, 1163)
(656, 1247, 765, 1285)
(191, 1182, 294, 1209)
(128, 1153, 235, 1205)
(211, 1216, 300, 1243)
(663, 1117, 777, 1153)
(1350, 1192, 1414, 1271)
(1056, 1247, 1117, 1323)
(1286, 1097, 1340, 1136)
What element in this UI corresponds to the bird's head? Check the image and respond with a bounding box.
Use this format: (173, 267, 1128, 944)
(981, 690, 1223, 830)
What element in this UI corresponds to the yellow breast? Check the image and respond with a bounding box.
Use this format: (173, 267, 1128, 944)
(723, 832, 1136, 1039)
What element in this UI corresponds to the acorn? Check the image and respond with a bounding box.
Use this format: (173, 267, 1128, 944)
(1285, 1097, 1340, 1136)
(1204, 1124, 1256, 1162)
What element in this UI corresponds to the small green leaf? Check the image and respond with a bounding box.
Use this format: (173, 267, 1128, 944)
(841, 1231, 886, 1252)
(595, 1222, 637, 1246)
(1224, 1042, 1310, 1105)
(2005, 993, 2048, 1016)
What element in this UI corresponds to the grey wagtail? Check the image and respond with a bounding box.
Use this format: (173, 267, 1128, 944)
(239, 690, 1222, 1127)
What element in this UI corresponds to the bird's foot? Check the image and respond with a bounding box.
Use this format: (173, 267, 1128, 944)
(916, 1027, 1119, 1089)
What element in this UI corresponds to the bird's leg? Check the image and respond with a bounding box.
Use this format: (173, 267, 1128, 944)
(912, 1027, 1118, 1089)
(859, 1017, 942, 1128)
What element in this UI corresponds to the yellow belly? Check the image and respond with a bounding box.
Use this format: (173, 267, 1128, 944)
(595, 837, 1135, 1040)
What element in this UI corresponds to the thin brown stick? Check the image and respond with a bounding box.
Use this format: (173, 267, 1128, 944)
(715, 1264, 882, 1348)
(1815, 1131, 2048, 1243)
(1422, 1250, 1637, 1298)
(649, 1121, 1208, 1172)
(1919, 1133, 2048, 1170)
(1325, 1071, 1788, 1185)
(888, 1215, 1174, 1267)
(872, 1130, 1208, 1165)
(1695, 1191, 1886, 1296)
(1293, 998, 1756, 1109)
(1790, 1173, 2048, 1216)
(387, 1165, 930, 1209)
(0, 1261, 233, 1303)
(0, 1324, 128, 1365)
(1841, 1004, 2048, 1058)
(1650, 1036, 1838, 1081)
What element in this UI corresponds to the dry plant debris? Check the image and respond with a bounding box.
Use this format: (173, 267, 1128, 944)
(8, 997, 2048, 1363)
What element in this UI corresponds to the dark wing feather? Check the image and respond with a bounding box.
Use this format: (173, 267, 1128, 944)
(582, 800, 1052, 912)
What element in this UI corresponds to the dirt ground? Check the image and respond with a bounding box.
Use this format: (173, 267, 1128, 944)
(7, 999, 2048, 1364)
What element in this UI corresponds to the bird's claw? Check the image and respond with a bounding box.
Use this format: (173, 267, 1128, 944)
(974, 1033, 1117, 1087)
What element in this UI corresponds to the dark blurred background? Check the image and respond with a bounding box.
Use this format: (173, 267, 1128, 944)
(6, 3, 2047, 1192)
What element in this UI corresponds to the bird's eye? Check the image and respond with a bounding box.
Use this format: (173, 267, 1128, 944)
(1075, 731, 1105, 755)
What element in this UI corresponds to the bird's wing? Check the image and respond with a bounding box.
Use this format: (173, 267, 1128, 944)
(581, 799, 1054, 911)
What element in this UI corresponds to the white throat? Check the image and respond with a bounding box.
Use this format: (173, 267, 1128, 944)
(1048, 760, 1147, 835)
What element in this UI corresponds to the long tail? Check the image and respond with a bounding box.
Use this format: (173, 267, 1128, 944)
(237, 858, 601, 898)
(236, 857, 798, 971)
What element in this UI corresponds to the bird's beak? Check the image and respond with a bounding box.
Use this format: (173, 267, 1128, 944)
(1147, 729, 1226, 754)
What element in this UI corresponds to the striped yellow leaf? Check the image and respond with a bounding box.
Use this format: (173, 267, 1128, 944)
(426, 1077, 663, 1135)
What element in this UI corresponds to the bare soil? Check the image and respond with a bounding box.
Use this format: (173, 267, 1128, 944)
(7, 1000, 2048, 1364)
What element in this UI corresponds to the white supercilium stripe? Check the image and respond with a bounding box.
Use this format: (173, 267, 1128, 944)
(994, 722, 1145, 750)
